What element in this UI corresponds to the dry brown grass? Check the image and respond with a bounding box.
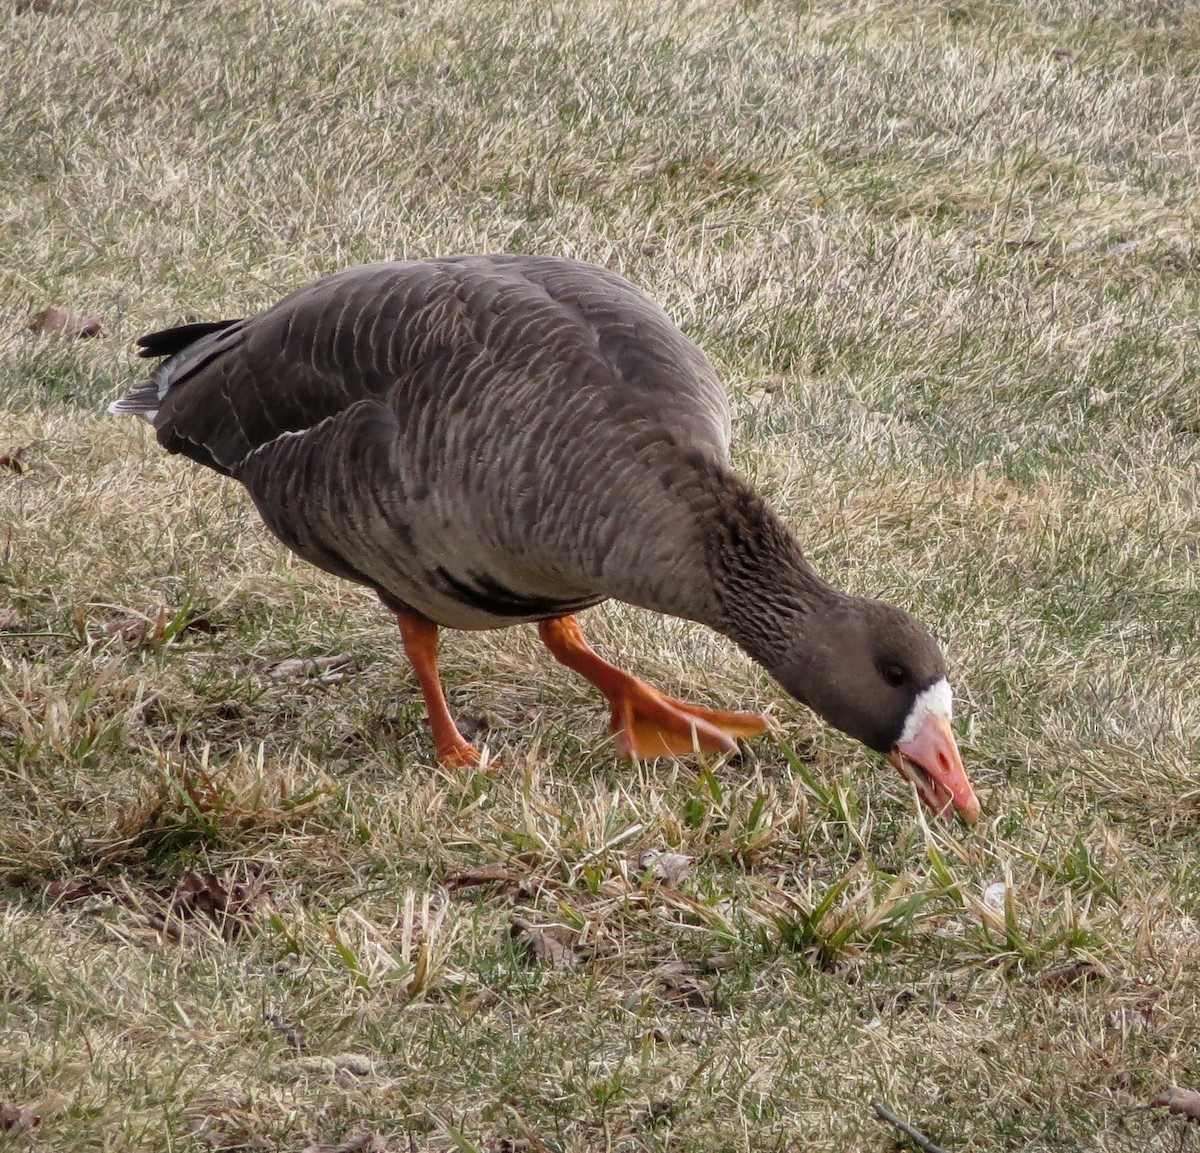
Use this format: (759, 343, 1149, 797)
(2, 1, 1199, 1150)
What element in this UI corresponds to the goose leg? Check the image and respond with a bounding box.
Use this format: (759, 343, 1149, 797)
(537, 615, 768, 759)
(395, 611, 483, 769)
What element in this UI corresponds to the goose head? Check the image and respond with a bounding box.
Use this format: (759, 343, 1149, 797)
(771, 597, 980, 825)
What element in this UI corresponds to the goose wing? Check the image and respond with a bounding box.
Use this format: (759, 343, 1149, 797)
(120, 256, 733, 628)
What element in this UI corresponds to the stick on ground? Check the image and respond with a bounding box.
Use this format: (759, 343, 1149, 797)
(870, 1099, 951, 1153)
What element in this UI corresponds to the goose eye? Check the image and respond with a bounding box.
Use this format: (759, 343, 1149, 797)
(882, 664, 906, 687)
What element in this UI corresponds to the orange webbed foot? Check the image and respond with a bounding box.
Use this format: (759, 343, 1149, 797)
(608, 681, 769, 759)
(434, 736, 487, 771)
(537, 615, 769, 761)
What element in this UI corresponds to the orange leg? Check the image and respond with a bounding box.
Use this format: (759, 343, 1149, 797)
(537, 615, 768, 760)
(395, 611, 483, 769)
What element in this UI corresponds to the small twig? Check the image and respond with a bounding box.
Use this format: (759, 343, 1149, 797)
(0, 632, 75, 640)
(871, 1099, 951, 1153)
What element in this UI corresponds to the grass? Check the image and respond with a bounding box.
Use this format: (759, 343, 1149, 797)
(1, 0, 1199, 1149)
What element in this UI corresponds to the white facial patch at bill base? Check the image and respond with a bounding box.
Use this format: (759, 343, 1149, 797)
(897, 677, 953, 745)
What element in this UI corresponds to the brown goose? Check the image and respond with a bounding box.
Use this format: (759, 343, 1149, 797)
(109, 255, 980, 824)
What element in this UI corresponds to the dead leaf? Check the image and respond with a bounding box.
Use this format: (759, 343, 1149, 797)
(266, 1011, 307, 1051)
(46, 876, 118, 904)
(15, 0, 55, 11)
(446, 862, 528, 892)
(1151, 1086, 1200, 1122)
(661, 974, 711, 1009)
(643, 1099, 679, 1123)
(183, 1117, 272, 1150)
(0, 609, 28, 632)
(162, 870, 255, 938)
(279, 1054, 375, 1082)
(181, 1093, 271, 1150)
(98, 607, 221, 646)
(27, 305, 102, 339)
(511, 918, 579, 969)
(452, 988, 499, 1025)
(299, 1134, 388, 1153)
(1038, 960, 1100, 988)
(171, 871, 230, 919)
(1109, 1004, 1155, 1034)
(0, 447, 26, 474)
(101, 614, 156, 644)
(636, 849, 695, 887)
(268, 654, 355, 682)
(47, 872, 257, 940)
(457, 712, 502, 741)
(655, 963, 712, 1009)
(526, 929, 578, 968)
(0, 1103, 40, 1131)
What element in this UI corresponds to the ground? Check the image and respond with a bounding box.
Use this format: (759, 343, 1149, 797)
(1, 1, 1199, 1150)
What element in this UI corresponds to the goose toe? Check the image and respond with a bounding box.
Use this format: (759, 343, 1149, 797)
(609, 685, 768, 761)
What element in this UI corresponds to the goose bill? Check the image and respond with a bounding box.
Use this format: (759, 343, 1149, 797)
(888, 713, 981, 825)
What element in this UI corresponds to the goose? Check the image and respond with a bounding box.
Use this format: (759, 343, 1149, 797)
(109, 255, 981, 824)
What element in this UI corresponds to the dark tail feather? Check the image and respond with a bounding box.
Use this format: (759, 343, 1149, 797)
(110, 318, 245, 423)
(137, 319, 242, 359)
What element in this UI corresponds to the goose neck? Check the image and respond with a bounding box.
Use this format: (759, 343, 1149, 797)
(702, 471, 840, 672)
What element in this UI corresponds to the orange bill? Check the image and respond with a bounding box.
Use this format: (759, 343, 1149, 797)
(888, 713, 981, 825)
